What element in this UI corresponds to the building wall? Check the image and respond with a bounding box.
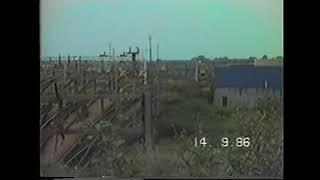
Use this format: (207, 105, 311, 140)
(213, 88, 283, 108)
(254, 59, 283, 66)
(213, 59, 254, 67)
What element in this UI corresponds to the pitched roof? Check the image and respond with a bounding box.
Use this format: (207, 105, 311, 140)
(214, 65, 283, 89)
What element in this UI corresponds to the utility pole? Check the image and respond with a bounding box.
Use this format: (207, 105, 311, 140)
(148, 35, 152, 62)
(141, 48, 144, 61)
(109, 43, 112, 60)
(58, 54, 61, 65)
(127, 46, 139, 77)
(156, 43, 159, 61)
(144, 53, 147, 85)
(195, 60, 199, 82)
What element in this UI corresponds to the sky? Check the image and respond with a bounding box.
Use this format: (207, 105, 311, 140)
(40, 0, 283, 60)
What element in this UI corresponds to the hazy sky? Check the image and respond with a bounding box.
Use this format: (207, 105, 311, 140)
(40, 0, 283, 60)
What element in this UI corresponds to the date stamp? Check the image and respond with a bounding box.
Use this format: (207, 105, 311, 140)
(194, 137, 251, 148)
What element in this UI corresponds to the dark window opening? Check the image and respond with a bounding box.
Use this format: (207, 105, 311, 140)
(222, 96, 228, 107)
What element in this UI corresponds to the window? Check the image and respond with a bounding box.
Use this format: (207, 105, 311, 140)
(222, 96, 228, 107)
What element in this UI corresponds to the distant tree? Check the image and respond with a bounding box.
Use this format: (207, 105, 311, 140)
(276, 56, 283, 59)
(262, 55, 268, 59)
(198, 55, 205, 60)
(249, 57, 257, 60)
(192, 55, 209, 61)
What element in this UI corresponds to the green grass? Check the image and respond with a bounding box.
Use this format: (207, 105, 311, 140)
(157, 79, 236, 139)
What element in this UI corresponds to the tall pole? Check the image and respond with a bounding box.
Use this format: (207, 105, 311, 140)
(148, 35, 152, 62)
(156, 43, 159, 61)
(141, 48, 144, 61)
(112, 48, 115, 61)
(144, 53, 147, 85)
(195, 60, 199, 82)
(109, 43, 112, 60)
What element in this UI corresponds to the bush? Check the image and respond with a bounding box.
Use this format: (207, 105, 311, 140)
(160, 92, 184, 105)
(74, 89, 283, 178)
(40, 159, 73, 177)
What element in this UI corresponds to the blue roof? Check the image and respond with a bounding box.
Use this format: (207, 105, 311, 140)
(214, 65, 283, 89)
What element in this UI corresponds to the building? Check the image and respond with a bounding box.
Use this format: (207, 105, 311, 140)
(212, 65, 283, 108)
(212, 59, 254, 67)
(254, 59, 283, 66)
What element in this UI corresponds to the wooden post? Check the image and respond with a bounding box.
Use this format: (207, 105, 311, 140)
(82, 69, 87, 93)
(58, 54, 61, 66)
(110, 75, 113, 92)
(73, 80, 78, 95)
(156, 80, 160, 117)
(195, 60, 198, 82)
(66, 54, 70, 65)
(75, 60, 78, 71)
(148, 35, 152, 62)
(114, 67, 119, 112)
(53, 82, 64, 152)
(132, 81, 136, 95)
(63, 61, 67, 81)
(156, 43, 159, 61)
(83, 70, 86, 86)
(100, 98, 104, 113)
(109, 43, 112, 60)
(101, 59, 104, 72)
(93, 79, 97, 94)
(112, 48, 115, 61)
(143, 90, 153, 153)
(144, 59, 147, 85)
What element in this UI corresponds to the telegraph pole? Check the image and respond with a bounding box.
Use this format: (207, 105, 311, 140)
(112, 48, 115, 61)
(109, 43, 112, 60)
(144, 49, 147, 85)
(148, 35, 152, 62)
(156, 43, 159, 61)
(195, 60, 199, 82)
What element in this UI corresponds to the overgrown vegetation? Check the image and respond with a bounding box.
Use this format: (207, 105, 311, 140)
(41, 79, 283, 178)
(72, 97, 282, 178)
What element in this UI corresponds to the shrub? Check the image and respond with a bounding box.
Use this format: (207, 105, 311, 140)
(74, 91, 283, 178)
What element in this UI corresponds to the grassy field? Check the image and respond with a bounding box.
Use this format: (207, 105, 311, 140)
(156, 78, 239, 146)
